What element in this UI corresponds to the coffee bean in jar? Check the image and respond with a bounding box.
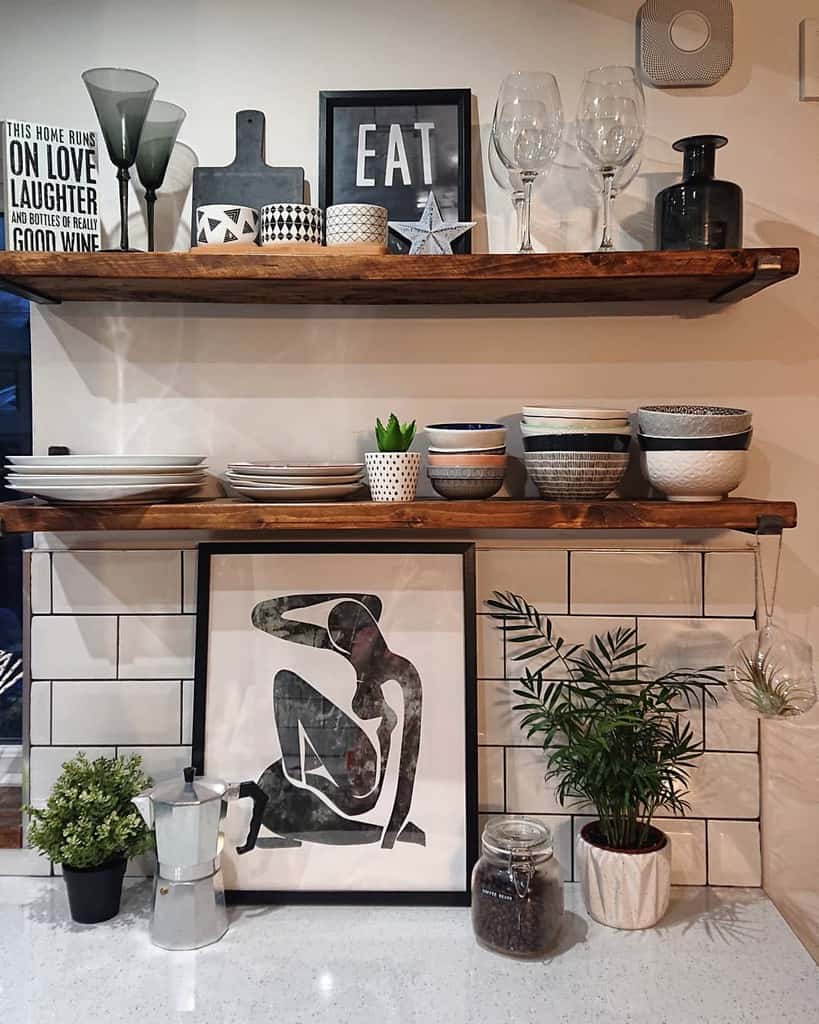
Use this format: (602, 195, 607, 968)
(471, 815, 564, 958)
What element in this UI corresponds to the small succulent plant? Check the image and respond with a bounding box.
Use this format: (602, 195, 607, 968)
(375, 413, 416, 453)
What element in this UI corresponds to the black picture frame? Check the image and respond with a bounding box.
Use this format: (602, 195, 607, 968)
(318, 89, 472, 254)
(193, 541, 478, 906)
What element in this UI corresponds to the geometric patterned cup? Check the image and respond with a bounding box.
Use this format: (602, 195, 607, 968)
(196, 204, 259, 245)
(326, 204, 388, 246)
(260, 203, 323, 247)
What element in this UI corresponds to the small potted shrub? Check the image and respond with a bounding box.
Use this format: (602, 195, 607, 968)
(26, 752, 153, 924)
(488, 591, 722, 930)
(365, 413, 420, 501)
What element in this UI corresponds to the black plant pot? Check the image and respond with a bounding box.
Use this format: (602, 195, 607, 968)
(62, 856, 127, 924)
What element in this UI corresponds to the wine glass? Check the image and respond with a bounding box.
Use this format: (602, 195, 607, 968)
(136, 100, 187, 252)
(488, 130, 527, 252)
(576, 66, 645, 252)
(491, 72, 563, 253)
(82, 67, 158, 251)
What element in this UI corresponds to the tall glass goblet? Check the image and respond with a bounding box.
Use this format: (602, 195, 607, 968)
(136, 100, 187, 252)
(491, 72, 563, 253)
(82, 67, 159, 251)
(576, 66, 645, 252)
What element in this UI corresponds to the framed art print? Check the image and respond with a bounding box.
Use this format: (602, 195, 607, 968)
(318, 89, 472, 253)
(193, 542, 477, 905)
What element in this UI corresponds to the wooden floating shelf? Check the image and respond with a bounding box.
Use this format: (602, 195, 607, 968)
(0, 498, 797, 534)
(0, 248, 799, 306)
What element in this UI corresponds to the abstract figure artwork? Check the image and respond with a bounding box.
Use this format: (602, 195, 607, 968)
(194, 543, 477, 904)
(236, 592, 425, 853)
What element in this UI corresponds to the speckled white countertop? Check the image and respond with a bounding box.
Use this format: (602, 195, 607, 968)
(0, 879, 816, 1023)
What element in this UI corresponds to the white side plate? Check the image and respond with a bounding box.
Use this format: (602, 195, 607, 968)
(8, 455, 207, 468)
(227, 463, 364, 477)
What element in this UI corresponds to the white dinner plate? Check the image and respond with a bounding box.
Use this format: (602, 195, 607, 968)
(225, 471, 363, 486)
(7, 473, 206, 487)
(7, 463, 209, 476)
(227, 463, 364, 478)
(8, 455, 207, 468)
(11, 482, 203, 503)
(230, 482, 365, 500)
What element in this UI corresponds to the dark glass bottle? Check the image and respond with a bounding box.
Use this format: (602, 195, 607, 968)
(655, 135, 742, 250)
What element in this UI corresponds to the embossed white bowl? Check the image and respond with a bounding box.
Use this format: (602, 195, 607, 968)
(642, 450, 748, 502)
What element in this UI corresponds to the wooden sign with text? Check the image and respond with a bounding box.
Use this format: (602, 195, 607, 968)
(1, 119, 100, 252)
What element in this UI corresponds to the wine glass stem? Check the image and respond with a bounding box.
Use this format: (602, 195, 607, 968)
(512, 191, 526, 252)
(599, 169, 615, 252)
(145, 189, 156, 253)
(519, 174, 536, 254)
(117, 167, 130, 251)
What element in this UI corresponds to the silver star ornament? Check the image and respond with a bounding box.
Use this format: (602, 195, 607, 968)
(389, 192, 475, 255)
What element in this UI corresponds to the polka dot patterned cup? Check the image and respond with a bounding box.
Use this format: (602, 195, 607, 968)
(365, 451, 421, 501)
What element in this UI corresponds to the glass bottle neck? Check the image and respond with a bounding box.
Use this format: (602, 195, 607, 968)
(683, 145, 716, 180)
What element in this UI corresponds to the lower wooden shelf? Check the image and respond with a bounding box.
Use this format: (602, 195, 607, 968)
(0, 497, 797, 534)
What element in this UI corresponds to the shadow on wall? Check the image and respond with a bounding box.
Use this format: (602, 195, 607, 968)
(116, 142, 199, 252)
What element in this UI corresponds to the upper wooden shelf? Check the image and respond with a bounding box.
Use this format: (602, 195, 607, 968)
(0, 248, 799, 306)
(0, 497, 796, 534)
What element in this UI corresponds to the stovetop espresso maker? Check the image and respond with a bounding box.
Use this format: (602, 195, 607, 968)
(133, 767, 245, 950)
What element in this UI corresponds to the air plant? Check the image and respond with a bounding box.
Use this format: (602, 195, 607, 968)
(728, 641, 814, 718)
(375, 413, 416, 453)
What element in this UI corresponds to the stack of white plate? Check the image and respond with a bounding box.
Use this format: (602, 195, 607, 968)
(6, 455, 208, 503)
(226, 462, 365, 501)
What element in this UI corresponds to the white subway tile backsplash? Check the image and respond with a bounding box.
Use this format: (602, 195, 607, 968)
(571, 552, 702, 616)
(119, 745, 192, 783)
(29, 746, 116, 803)
(476, 548, 568, 613)
(505, 747, 564, 815)
(182, 550, 198, 613)
(51, 550, 182, 614)
(478, 679, 536, 746)
(118, 615, 195, 679)
(30, 615, 117, 680)
(29, 552, 51, 614)
(704, 552, 756, 618)
(655, 817, 707, 885)
(685, 753, 759, 819)
(478, 747, 504, 812)
(0, 847, 52, 877)
(477, 615, 504, 680)
(707, 820, 761, 886)
(51, 681, 181, 745)
(29, 681, 51, 745)
(181, 679, 194, 745)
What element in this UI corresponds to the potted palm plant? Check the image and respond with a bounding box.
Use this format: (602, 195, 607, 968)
(488, 591, 722, 930)
(26, 752, 153, 924)
(365, 413, 420, 501)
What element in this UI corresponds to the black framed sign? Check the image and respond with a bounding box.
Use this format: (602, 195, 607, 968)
(319, 89, 472, 253)
(193, 542, 477, 905)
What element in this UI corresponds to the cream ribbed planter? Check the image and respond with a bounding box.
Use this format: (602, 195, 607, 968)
(365, 451, 421, 501)
(576, 822, 671, 930)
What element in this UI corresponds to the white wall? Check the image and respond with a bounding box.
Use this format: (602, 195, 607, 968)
(1, 0, 817, 952)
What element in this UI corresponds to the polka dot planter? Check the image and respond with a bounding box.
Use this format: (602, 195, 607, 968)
(365, 452, 421, 502)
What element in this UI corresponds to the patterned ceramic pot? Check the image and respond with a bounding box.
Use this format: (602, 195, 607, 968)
(326, 204, 388, 246)
(196, 205, 259, 245)
(365, 451, 420, 501)
(576, 822, 671, 930)
(260, 203, 323, 247)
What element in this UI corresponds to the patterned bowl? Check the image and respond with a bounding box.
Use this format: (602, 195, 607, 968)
(524, 452, 629, 500)
(641, 450, 748, 502)
(638, 405, 752, 438)
(427, 467, 505, 500)
(521, 421, 632, 437)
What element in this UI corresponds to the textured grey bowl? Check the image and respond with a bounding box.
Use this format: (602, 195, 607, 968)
(427, 470, 504, 499)
(638, 405, 752, 438)
(427, 467, 506, 480)
(524, 452, 629, 500)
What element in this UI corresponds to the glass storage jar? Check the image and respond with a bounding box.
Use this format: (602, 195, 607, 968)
(471, 815, 564, 958)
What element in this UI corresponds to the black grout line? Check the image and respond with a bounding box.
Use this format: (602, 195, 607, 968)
(705, 820, 711, 883)
(115, 616, 120, 679)
(48, 551, 53, 614)
(701, 551, 707, 617)
(566, 550, 572, 614)
(180, 550, 185, 614)
(179, 681, 184, 746)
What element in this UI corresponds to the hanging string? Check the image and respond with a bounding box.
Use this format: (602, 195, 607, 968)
(756, 531, 783, 626)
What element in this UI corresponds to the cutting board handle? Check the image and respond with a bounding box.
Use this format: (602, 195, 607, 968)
(230, 109, 266, 169)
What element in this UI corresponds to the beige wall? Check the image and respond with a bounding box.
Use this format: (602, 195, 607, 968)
(0, 0, 817, 949)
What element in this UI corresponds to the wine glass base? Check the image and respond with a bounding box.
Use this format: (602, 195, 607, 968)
(99, 248, 145, 254)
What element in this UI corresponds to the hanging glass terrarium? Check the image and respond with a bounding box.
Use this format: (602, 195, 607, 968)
(726, 535, 817, 719)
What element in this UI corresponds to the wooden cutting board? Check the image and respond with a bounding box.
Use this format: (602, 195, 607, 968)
(190, 110, 304, 246)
